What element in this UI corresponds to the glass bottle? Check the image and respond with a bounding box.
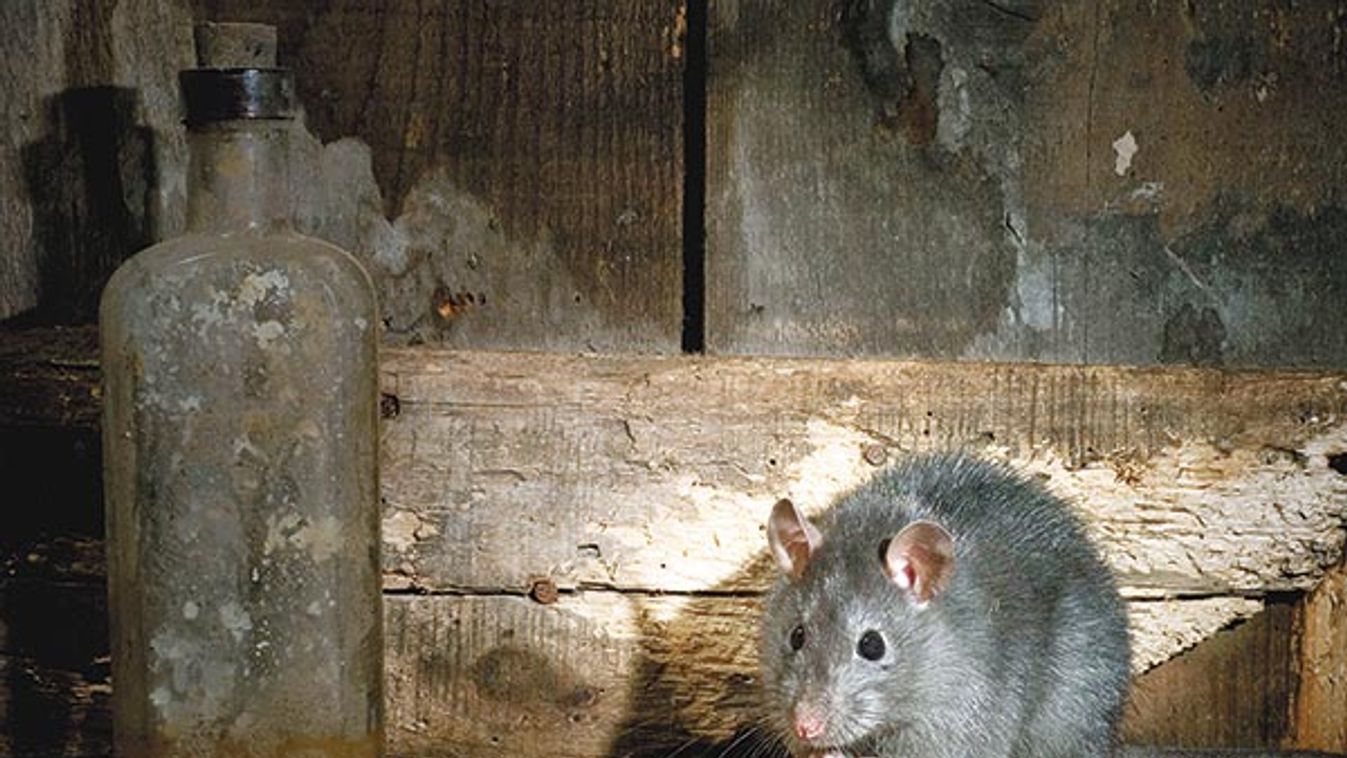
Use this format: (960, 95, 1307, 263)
(99, 26, 383, 758)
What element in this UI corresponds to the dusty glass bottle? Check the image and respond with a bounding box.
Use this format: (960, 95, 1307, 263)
(99, 27, 383, 758)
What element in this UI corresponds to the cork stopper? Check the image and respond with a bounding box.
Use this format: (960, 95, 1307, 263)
(180, 22, 293, 124)
(194, 22, 278, 68)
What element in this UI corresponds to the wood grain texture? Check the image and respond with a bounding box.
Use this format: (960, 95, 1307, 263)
(385, 593, 1289, 756)
(705, 0, 1016, 358)
(5, 328, 1347, 754)
(3, 0, 684, 350)
(378, 348, 1347, 603)
(193, 0, 687, 350)
(1290, 560, 1347, 752)
(1123, 601, 1299, 749)
(705, 0, 1347, 367)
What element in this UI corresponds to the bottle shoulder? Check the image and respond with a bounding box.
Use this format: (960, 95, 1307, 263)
(104, 232, 374, 297)
(101, 231, 376, 326)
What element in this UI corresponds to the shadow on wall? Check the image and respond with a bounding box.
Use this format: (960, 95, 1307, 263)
(605, 553, 784, 758)
(10, 85, 156, 327)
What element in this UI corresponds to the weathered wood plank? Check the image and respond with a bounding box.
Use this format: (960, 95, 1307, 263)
(4, 329, 1347, 753)
(0, 0, 193, 322)
(0, 568, 1284, 758)
(0, 326, 100, 428)
(1123, 601, 1299, 750)
(194, 0, 687, 350)
(705, 0, 1016, 358)
(706, 0, 1347, 368)
(1290, 560, 1347, 752)
(386, 591, 1279, 757)
(3, 327, 1346, 657)
(379, 349, 1347, 602)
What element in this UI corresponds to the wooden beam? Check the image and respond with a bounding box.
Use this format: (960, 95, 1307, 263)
(4, 327, 1347, 754)
(378, 348, 1347, 599)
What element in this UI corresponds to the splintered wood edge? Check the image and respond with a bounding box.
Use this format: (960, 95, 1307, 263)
(376, 348, 1347, 600)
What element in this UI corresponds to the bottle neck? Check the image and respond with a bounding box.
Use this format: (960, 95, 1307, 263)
(185, 121, 293, 234)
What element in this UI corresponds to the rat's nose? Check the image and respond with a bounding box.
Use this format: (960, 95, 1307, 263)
(792, 703, 827, 742)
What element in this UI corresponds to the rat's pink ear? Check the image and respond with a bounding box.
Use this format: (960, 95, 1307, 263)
(767, 498, 822, 580)
(883, 520, 955, 605)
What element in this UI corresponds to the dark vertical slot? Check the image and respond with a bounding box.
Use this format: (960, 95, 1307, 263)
(681, 0, 708, 354)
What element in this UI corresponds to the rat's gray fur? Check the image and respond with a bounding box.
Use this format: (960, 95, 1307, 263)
(761, 453, 1130, 758)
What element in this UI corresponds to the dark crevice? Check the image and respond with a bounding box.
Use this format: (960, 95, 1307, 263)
(681, 0, 708, 354)
(381, 583, 763, 600)
(975, 0, 1037, 23)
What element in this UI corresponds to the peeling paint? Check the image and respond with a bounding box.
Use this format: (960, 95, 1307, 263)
(218, 601, 253, 644)
(1113, 131, 1138, 176)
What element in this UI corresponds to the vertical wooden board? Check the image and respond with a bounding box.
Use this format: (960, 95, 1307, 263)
(1016, 1, 1347, 369)
(705, 0, 1347, 368)
(705, 0, 1017, 358)
(1121, 601, 1297, 749)
(195, 0, 686, 351)
(1290, 561, 1347, 752)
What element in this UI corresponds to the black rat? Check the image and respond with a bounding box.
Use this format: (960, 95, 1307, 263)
(759, 453, 1340, 758)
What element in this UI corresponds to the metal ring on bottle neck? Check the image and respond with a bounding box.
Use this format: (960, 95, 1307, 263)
(180, 68, 295, 125)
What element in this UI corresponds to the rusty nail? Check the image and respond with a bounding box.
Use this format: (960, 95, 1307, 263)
(529, 577, 559, 605)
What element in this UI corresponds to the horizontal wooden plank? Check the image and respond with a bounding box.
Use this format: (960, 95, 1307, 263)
(379, 349, 1347, 601)
(20, 327, 1344, 601)
(383, 592, 1300, 756)
(0, 569, 1276, 758)
(4, 327, 1346, 672)
(0, 327, 100, 428)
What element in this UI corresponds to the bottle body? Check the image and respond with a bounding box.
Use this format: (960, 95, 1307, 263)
(100, 119, 383, 756)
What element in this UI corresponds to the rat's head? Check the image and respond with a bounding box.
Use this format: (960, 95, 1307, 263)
(759, 497, 956, 757)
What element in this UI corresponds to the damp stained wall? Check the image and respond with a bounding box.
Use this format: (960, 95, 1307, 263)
(707, 0, 1347, 368)
(3, 1, 1345, 367)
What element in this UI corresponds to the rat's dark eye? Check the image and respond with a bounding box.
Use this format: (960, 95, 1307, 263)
(857, 629, 886, 661)
(789, 624, 806, 651)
